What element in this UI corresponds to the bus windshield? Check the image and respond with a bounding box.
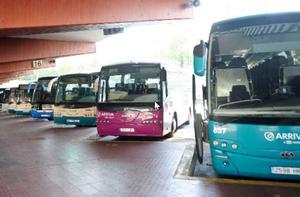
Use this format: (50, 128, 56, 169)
(1, 90, 10, 103)
(210, 22, 300, 117)
(17, 85, 33, 103)
(32, 78, 55, 104)
(2, 90, 10, 103)
(99, 65, 161, 103)
(56, 75, 97, 104)
(0, 89, 5, 103)
(9, 88, 17, 103)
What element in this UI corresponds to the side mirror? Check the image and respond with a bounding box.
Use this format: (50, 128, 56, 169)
(193, 40, 207, 76)
(161, 68, 167, 81)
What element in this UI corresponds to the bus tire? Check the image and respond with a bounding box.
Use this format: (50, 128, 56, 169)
(194, 113, 204, 164)
(167, 115, 178, 137)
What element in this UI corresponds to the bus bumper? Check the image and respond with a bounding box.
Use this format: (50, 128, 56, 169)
(1, 104, 8, 112)
(211, 148, 300, 180)
(15, 110, 31, 115)
(54, 116, 96, 126)
(97, 123, 163, 137)
(31, 109, 53, 120)
(8, 109, 16, 113)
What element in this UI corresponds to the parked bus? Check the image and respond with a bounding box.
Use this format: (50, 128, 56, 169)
(97, 62, 191, 137)
(193, 12, 300, 180)
(0, 89, 10, 112)
(15, 82, 36, 115)
(0, 88, 5, 111)
(54, 73, 98, 126)
(8, 87, 18, 113)
(31, 77, 58, 120)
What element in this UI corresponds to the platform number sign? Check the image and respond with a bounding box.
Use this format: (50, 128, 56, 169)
(32, 60, 43, 68)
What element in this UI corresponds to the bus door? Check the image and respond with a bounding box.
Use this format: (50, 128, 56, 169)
(161, 68, 173, 135)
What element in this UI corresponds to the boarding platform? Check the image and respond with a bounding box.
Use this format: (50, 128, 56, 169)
(0, 113, 299, 196)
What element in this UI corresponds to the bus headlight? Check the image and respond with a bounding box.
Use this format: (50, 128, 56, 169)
(85, 113, 94, 117)
(142, 120, 159, 124)
(54, 112, 61, 117)
(222, 161, 229, 167)
(99, 120, 110, 123)
(213, 140, 219, 146)
(221, 143, 227, 148)
(231, 144, 238, 149)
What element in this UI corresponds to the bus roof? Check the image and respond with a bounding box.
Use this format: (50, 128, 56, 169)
(58, 73, 98, 82)
(37, 76, 57, 81)
(58, 73, 96, 80)
(211, 12, 300, 34)
(59, 73, 97, 78)
(18, 84, 28, 88)
(89, 72, 100, 76)
(101, 62, 161, 70)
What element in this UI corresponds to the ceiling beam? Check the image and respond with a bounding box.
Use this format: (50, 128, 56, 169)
(0, 58, 56, 74)
(0, 38, 96, 64)
(0, 70, 34, 79)
(0, 0, 193, 36)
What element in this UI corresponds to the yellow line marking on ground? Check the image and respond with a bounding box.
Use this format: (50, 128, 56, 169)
(176, 175, 300, 188)
(205, 177, 300, 188)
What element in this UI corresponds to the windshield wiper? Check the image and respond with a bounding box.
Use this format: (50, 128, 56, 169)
(218, 99, 262, 109)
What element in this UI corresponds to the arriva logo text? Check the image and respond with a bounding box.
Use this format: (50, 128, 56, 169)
(264, 132, 300, 142)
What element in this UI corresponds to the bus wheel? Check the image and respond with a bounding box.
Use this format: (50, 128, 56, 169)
(194, 113, 204, 164)
(171, 116, 178, 135)
(167, 116, 177, 137)
(186, 107, 192, 125)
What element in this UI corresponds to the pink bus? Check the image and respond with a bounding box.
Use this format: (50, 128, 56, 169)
(97, 62, 191, 137)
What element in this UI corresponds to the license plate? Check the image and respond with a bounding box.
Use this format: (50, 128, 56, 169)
(67, 119, 80, 123)
(120, 128, 135, 133)
(271, 167, 300, 175)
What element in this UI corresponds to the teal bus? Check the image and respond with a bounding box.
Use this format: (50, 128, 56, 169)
(8, 87, 18, 113)
(31, 76, 57, 120)
(0, 89, 10, 112)
(193, 12, 300, 180)
(0, 88, 5, 111)
(54, 73, 98, 126)
(15, 83, 36, 115)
